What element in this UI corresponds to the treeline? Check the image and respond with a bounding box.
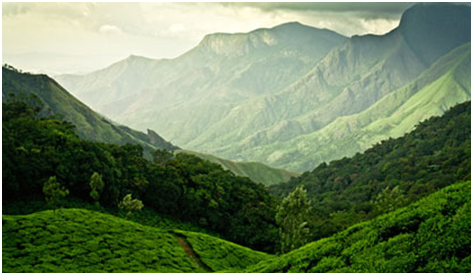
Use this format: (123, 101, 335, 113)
(2, 95, 279, 253)
(271, 101, 471, 241)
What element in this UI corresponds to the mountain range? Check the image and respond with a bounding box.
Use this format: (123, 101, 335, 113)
(2, 66, 299, 185)
(55, 3, 471, 172)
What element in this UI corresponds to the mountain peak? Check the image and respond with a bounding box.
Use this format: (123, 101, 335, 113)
(399, 2, 470, 29)
(397, 2, 471, 66)
(198, 21, 346, 56)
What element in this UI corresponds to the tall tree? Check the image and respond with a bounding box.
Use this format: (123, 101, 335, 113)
(43, 176, 69, 214)
(276, 186, 310, 253)
(118, 194, 144, 219)
(89, 172, 105, 206)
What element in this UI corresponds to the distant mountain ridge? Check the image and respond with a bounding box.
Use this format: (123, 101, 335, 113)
(55, 22, 347, 143)
(177, 150, 300, 186)
(2, 67, 178, 154)
(3, 66, 300, 184)
(227, 42, 471, 171)
(55, 3, 471, 172)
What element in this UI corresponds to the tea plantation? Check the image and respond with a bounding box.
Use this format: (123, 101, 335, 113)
(2, 209, 274, 272)
(240, 181, 471, 273)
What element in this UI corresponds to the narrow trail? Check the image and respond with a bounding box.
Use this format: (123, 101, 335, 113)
(171, 232, 213, 272)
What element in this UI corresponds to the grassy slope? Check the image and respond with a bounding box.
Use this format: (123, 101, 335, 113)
(177, 150, 300, 186)
(240, 181, 471, 273)
(2, 67, 177, 153)
(2, 209, 274, 273)
(239, 42, 471, 172)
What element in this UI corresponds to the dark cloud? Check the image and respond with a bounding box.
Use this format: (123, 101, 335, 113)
(221, 2, 470, 20)
(223, 3, 414, 18)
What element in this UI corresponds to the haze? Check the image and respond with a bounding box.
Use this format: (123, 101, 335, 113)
(3, 2, 418, 74)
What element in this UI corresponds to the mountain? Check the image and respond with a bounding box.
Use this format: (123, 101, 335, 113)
(185, 3, 471, 171)
(2, 66, 177, 154)
(231, 42, 471, 171)
(55, 3, 470, 173)
(2, 208, 274, 272)
(55, 22, 347, 145)
(177, 150, 300, 186)
(241, 181, 471, 273)
(270, 101, 470, 240)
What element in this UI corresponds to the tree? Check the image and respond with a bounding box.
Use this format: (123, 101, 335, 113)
(89, 172, 105, 206)
(43, 176, 69, 213)
(152, 149, 173, 165)
(276, 186, 310, 253)
(118, 194, 144, 219)
(374, 185, 407, 214)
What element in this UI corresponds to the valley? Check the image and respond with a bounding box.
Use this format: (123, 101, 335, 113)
(2, 2, 471, 273)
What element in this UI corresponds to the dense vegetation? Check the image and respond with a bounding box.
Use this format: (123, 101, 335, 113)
(242, 181, 471, 272)
(2, 209, 274, 272)
(2, 97, 279, 253)
(271, 101, 471, 241)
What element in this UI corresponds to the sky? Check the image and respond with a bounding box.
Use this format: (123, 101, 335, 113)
(1, 2, 468, 75)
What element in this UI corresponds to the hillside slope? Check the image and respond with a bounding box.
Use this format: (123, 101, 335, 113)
(189, 3, 470, 171)
(2, 209, 274, 272)
(2, 67, 177, 153)
(242, 181, 471, 273)
(236, 42, 471, 171)
(177, 150, 300, 186)
(55, 22, 347, 146)
(270, 100, 470, 240)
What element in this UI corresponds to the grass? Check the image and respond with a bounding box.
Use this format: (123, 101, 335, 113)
(2, 208, 274, 272)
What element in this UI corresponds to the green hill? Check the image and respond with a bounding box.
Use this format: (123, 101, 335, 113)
(2, 66, 177, 154)
(2, 97, 280, 253)
(183, 3, 470, 172)
(177, 150, 300, 186)
(270, 100, 470, 241)
(236, 42, 471, 171)
(2, 209, 274, 273)
(55, 22, 347, 148)
(241, 181, 471, 273)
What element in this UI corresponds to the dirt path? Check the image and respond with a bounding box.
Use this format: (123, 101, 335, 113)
(171, 232, 212, 272)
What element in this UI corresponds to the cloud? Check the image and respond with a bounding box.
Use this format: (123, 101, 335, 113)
(4, 2, 438, 74)
(99, 24, 123, 35)
(221, 2, 416, 20)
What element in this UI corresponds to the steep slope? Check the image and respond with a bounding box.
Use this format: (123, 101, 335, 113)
(177, 150, 300, 186)
(2, 209, 274, 272)
(234, 42, 471, 171)
(188, 3, 471, 169)
(270, 101, 470, 240)
(55, 22, 347, 144)
(2, 67, 177, 153)
(242, 181, 471, 273)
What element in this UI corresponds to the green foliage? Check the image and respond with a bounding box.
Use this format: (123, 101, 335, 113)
(89, 172, 104, 205)
(271, 101, 471, 241)
(152, 149, 174, 165)
(374, 186, 407, 214)
(42, 176, 69, 213)
(242, 181, 471, 273)
(2, 98, 279, 252)
(178, 230, 276, 271)
(118, 194, 144, 219)
(276, 186, 311, 253)
(2, 209, 274, 272)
